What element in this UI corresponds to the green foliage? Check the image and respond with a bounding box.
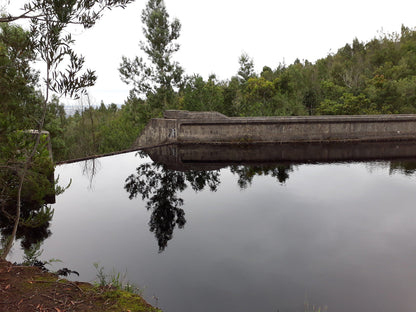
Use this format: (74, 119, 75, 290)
(54, 25, 416, 161)
(0, 131, 56, 253)
(0, 0, 140, 263)
(93, 262, 143, 295)
(22, 241, 62, 267)
(101, 289, 161, 312)
(5, 16, 416, 164)
(54, 97, 144, 161)
(119, 0, 183, 110)
(238, 52, 255, 83)
(22, 241, 44, 266)
(182, 75, 224, 112)
(29, 2, 97, 99)
(1, 1, 134, 26)
(0, 1, 136, 162)
(0, 22, 43, 149)
(317, 92, 377, 115)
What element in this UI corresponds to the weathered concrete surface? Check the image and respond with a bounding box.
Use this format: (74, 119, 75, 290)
(144, 141, 416, 171)
(134, 110, 416, 148)
(134, 118, 178, 148)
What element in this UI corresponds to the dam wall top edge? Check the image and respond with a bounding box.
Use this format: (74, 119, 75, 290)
(162, 110, 416, 124)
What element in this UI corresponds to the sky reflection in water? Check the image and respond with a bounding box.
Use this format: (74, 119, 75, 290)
(8, 151, 416, 312)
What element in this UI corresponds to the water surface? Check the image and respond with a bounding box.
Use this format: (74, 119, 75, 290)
(7, 147, 416, 312)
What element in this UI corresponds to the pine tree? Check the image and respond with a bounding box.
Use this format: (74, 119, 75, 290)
(119, 0, 183, 109)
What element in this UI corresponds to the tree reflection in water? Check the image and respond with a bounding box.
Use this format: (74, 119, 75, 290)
(0, 202, 53, 250)
(0, 165, 56, 258)
(81, 158, 101, 190)
(230, 164, 293, 189)
(125, 162, 220, 252)
(125, 155, 297, 252)
(389, 161, 416, 176)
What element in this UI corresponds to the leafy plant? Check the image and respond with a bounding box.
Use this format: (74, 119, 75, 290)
(21, 242, 80, 277)
(22, 242, 61, 269)
(93, 262, 143, 295)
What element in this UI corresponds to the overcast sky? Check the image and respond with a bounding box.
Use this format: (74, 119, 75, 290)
(4, 0, 416, 105)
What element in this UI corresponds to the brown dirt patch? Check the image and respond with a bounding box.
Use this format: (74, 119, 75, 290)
(0, 259, 160, 312)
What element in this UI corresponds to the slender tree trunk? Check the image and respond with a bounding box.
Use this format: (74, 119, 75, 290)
(87, 94, 97, 152)
(1, 63, 51, 260)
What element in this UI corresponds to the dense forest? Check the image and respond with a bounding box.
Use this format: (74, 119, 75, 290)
(2, 1, 416, 163)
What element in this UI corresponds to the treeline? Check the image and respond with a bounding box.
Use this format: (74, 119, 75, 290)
(52, 25, 416, 161)
(47, 99, 143, 161)
(177, 25, 416, 117)
(3, 0, 416, 162)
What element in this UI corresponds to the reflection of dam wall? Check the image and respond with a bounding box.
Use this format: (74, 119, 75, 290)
(134, 111, 416, 148)
(144, 142, 416, 171)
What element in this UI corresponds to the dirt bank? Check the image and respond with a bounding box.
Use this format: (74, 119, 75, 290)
(0, 259, 161, 312)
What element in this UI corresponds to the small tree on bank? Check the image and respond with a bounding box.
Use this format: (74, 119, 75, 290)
(0, 0, 134, 259)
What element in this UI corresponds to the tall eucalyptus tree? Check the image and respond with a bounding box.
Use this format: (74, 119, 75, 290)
(119, 0, 183, 110)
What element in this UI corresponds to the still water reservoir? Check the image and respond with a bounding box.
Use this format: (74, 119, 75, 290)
(10, 146, 416, 312)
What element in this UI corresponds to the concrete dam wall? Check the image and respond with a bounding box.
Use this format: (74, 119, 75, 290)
(134, 110, 416, 148)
